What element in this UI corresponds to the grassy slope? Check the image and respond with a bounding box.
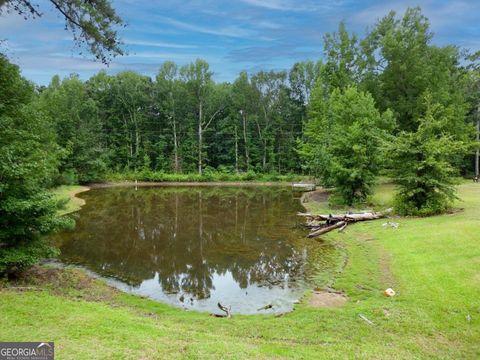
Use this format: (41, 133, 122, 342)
(1, 184, 479, 359)
(50, 185, 90, 215)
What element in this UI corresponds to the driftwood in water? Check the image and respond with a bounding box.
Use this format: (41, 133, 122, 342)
(299, 209, 391, 238)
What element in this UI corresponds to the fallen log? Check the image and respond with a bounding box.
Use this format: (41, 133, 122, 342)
(307, 221, 346, 238)
(300, 209, 392, 238)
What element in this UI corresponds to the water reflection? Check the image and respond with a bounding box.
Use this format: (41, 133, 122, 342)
(53, 186, 330, 314)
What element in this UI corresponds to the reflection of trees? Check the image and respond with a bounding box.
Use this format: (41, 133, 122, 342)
(56, 187, 310, 299)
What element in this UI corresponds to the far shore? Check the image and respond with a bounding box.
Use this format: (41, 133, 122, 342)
(88, 180, 308, 188)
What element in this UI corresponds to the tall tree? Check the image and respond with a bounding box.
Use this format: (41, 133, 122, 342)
(181, 59, 223, 175)
(109, 71, 153, 171)
(362, 7, 466, 132)
(156, 62, 182, 172)
(39, 74, 106, 183)
(251, 70, 287, 171)
(321, 21, 362, 93)
(231, 71, 257, 171)
(0, 55, 70, 276)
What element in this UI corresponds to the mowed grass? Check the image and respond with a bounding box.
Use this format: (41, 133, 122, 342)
(1, 183, 479, 359)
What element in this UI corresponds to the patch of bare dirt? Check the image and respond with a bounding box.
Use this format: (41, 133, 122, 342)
(308, 289, 347, 308)
(375, 244, 397, 290)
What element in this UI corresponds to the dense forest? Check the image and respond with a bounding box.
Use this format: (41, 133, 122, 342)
(3, 8, 479, 184)
(1, 6, 480, 274)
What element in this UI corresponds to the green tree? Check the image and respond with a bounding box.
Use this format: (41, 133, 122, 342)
(362, 7, 466, 132)
(155, 62, 182, 172)
(231, 71, 257, 171)
(108, 71, 153, 171)
(251, 70, 287, 171)
(321, 22, 362, 92)
(39, 74, 106, 183)
(301, 85, 394, 205)
(181, 59, 224, 175)
(0, 55, 70, 276)
(390, 95, 471, 215)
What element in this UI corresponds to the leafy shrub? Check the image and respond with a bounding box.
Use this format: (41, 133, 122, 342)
(390, 96, 471, 216)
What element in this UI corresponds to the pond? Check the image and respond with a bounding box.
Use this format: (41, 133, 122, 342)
(52, 186, 340, 315)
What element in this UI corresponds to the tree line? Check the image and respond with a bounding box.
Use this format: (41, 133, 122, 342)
(1, 6, 479, 276)
(37, 59, 317, 182)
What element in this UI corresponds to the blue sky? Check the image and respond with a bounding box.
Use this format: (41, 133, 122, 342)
(1, 0, 479, 85)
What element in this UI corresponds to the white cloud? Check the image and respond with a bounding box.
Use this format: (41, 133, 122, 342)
(124, 39, 197, 49)
(240, 0, 343, 12)
(240, 0, 298, 11)
(158, 16, 253, 38)
(127, 51, 200, 60)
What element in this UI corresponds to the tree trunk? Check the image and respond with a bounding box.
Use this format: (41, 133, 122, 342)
(262, 141, 267, 171)
(134, 112, 139, 159)
(476, 113, 479, 178)
(173, 116, 179, 173)
(234, 125, 239, 173)
(198, 101, 203, 175)
(171, 94, 179, 173)
(123, 115, 131, 169)
(242, 111, 249, 171)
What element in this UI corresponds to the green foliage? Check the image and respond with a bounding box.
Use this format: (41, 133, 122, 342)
(37, 58, 311, 177)
(39, 74, 107, 183)
(301, 86, 394, 205)
(362, 7, 466, 133)
(390, 96, 471, 215)
(105, 170, 305, 183)
(0, 55, 71, 276)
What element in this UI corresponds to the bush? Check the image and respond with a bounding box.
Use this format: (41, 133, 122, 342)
(0, 240, 59, 277)
(390, 96, 471, 216)
(300, 85, 394, 206)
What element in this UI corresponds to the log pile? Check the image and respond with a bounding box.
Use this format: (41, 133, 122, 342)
(298, 209, 391, 238)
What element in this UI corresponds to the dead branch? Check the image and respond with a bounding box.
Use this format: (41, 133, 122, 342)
(359, 314, 375, 325)
(338, 222, 348, 232)
(307, 221, 346, 238)
(217, 302, 232, 318)
(257, 304, 273, 311)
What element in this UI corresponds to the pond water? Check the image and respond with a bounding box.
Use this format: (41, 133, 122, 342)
(53, 186, 339, 314)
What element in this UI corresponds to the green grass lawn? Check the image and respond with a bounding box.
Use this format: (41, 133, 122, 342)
(1, 183, 479, 359)
(50, 185, 90, 215)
